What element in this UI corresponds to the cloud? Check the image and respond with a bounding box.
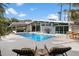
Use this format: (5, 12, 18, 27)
(18, 13, 26, 17)
(5, 10, 9, 15)
(30, 8, 37, 11)
(5, 8, 26, 18)
(16, 3, 24, 6)
(47, 14, 59, 21)
(6, 8, 18, 15)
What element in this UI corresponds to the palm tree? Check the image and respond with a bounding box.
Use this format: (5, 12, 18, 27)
(0, 3, 7, 18)
(0, 3, 8, 38)
(68, 3, 72, 21)
(58, 11, 61, 21)
(72, 3, 79, 7)
(69, 3, 79, 20)
(58, 3, 68, 21)
(62, 3, 72, 31)
(69, 3, 79, 32)
(11, 18, 19, 22)
(58, 3, 63, 21)
(0, 18, 7, 37)
(64, 9, 68, 21)
(69, 3, 79, 21)
(67, 3, 73, 32)
(70, 10, 79, 21)
(67, 3, 79, 32)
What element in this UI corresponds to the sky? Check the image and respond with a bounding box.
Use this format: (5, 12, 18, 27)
(5, 3, 69, 21)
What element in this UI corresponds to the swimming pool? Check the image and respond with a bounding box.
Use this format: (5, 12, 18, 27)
(17, 33, 54, 41)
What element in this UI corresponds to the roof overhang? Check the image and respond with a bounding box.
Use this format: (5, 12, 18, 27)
(32, 20, 74, 23)
(9, 21, 33, 27)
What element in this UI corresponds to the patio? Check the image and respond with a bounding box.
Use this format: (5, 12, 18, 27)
(0, 34, 79, 56)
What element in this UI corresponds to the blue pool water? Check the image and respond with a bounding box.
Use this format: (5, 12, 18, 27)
(17, 33, 54, 41)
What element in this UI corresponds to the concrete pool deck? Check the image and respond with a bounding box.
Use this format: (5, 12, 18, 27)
(0, 33, 79, 56)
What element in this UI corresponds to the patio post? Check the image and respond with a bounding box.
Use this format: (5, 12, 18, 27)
(40, 22, 41, 32)
(25, 26, 27, 32)
(15, 26, 17, 32)
(30, 24, 32, 32)
(35, 23, 36, 32)
(68, 22, 72, 32)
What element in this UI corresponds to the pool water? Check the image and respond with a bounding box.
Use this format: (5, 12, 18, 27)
(17, 33, 54, 41)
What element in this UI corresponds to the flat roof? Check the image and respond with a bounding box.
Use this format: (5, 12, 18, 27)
(32, 19, 74, 23)
(9, 20, 74, 27)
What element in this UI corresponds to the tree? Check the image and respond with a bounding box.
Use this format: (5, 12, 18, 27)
(0, 3, 8, 38)
(11, 18, 19, 22)
(72, 3, 79, 7)
(68, 3, 72, 21)
(0, 3, 7, 18)
(69, 3, 79, 21)
(63, 9, 68, 21)
(58, 3, 63, 21)
(0, 18, 7, 36)
(69, 9, 79, 21)
(62, 3, 72, 21)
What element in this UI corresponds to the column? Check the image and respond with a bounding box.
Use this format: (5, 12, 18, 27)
(25, 26, 27, 32)
(40, 22, 42, 32)
(30, 24, 32, 32)
(35, 23, 36, 32)
(15, 26, 17, 32)
(68, 23, 72, 32)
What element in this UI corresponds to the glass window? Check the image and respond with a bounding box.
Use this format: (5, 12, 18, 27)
(42, 24, 45, 26)
(36, 25, 40, 31)
(55, 26, 68, 34)
(56, 27, 60, 33)
(60, 26, 63, 34)
(64, 26, 68, 34)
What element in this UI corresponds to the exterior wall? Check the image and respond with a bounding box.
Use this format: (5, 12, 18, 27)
(31, 21, 69, 34)
(71, 23, 79, 32)
(26, 25, 31, 32)
(68, 23, 72, 32)
(40, 22, 69, 34)
(24, 24, 32, 32)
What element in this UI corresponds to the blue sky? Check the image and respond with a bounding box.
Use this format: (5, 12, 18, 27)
(5, 3, 69, 21)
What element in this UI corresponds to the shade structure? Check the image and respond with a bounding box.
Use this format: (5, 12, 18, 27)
(9, 22, 33, 27)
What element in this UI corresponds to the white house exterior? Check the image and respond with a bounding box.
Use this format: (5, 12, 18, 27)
(31, 20, 73, 34)
(10, 19, 73, 34)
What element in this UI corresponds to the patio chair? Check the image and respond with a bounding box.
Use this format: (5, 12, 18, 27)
(67, 31, 77, 39)
(44, 45, 71, 56)
(75, 33, 79, 39)
(12, 46, 37, 56)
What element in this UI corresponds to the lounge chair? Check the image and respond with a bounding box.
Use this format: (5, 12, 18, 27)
(12, 46, 37, 56)
(0, 50, 2, 56)
(44, 45, 71, 56)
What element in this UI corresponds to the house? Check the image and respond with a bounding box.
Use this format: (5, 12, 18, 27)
(9, 19, 73, 34)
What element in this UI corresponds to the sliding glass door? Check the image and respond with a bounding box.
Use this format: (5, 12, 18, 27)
(55, 26, 68, 34)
